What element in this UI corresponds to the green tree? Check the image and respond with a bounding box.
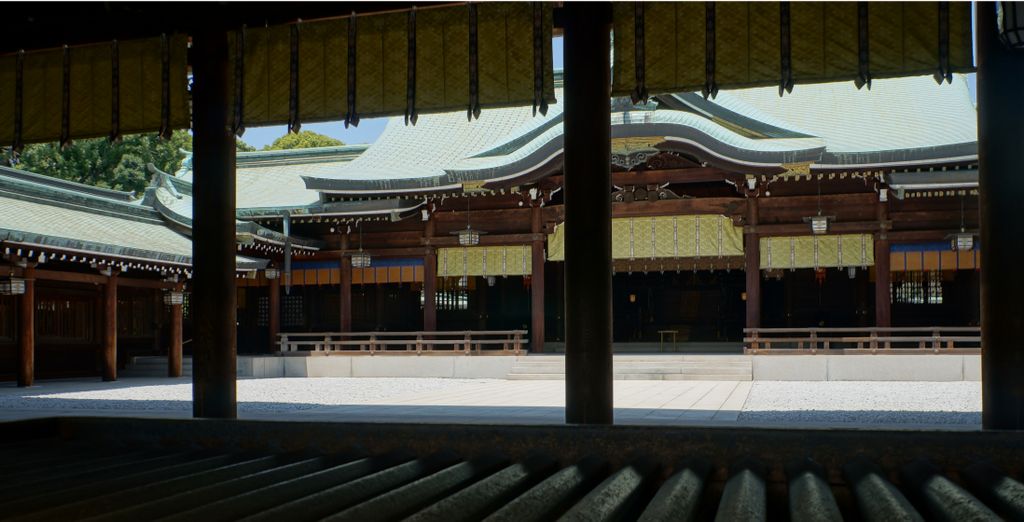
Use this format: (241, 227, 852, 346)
(263, 130, 343, 150)
(1, 132, 257, 193)
(5, 131, 192, 194)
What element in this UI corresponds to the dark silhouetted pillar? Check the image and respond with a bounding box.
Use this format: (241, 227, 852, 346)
(977, 3, 1024, 430)
(191, 28, 237, 418)
(563, 2, 613, 425)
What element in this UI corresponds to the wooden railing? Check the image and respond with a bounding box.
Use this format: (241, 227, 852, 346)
(277, 330, 528, 355)
(743, 327, 981, 354)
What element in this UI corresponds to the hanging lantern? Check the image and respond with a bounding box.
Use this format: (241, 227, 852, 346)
(351, 219, 372, 268)
(351, 251, 372, 269)
(453, 193, 486, 246)
(0, 277, 26, 295)
(163, 290, 184, 306)
(951, 232, 975, 252)
(486, 276, 496, 287)
(454, 225, 485, 246)
(264, 267, 280, 279)
(998, 2, 1024, 48)
(804, 215, 832, 235)
(848, 266, 857, 279)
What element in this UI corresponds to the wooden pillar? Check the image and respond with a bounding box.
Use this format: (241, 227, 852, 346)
(531, 206, 546, 353)
(103, 272, 118, 382)
(423, 217, 437, 331)
(169, 284, 183, 378)
(563, 3, 613, 425)
(744, 198, 761, 330)
(978, 3, 1024, 430)
(17, 265, 35, 387)
(268, 274, 280, 351)
(874, 201, 891, 328)
(191, 27, 237, 419)
(339, 235, 352, 332)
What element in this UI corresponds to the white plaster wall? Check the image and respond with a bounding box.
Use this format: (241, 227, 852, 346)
(351, 356, 457, 378)
(826, 355, 965, 381)
(752, 356, 828, 381)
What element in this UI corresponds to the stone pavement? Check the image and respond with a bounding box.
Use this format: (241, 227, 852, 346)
(0, 378, 752, 426)
(0, 377, 980, 429)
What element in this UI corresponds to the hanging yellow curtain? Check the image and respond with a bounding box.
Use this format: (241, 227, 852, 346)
(0, 34, 190, 147)
(613, 2, 973, 98)
(228, 2, 555, 132)
(547, 215, 744, 262)
(759, 234, 875, 270)
(437, 245, 533, 277)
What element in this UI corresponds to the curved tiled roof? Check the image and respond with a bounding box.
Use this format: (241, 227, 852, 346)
(303, 74, 977, 195)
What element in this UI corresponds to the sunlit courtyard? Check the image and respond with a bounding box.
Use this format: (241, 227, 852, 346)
(0, 377, 981, 429)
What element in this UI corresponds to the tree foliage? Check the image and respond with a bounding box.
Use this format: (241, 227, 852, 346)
(263, 130, 344, 150)
(1, 132, 257, 194)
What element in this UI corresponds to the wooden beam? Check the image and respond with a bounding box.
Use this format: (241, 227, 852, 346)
(103, 272, 118, 382)
(423, 233, 546, 247)
(423, 218, 437, 332)
(875, 202, 891, 328)
(531, 206, 545, 353)
(612, 197, 746, 218)
(31, 269, 175, 288)
(169, 283, 183, 378)
(18, 265, 35, 387)
(339, 235, 352, 333)
(269, 273, 281, 351)
(745, 199, 760, 330)
(748, 221, 885, 237)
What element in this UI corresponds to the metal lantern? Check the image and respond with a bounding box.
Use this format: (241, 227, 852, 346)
(351, 251, 372, 269)
(998, 2, 1024, 48)
(952, 232, 975, 252)
(264, 267, 280, 279)
(0, 277, 26, 295)
(455, 225, 484, 246)
(804, 215, 832, 235)
(163, 290, 184, 306)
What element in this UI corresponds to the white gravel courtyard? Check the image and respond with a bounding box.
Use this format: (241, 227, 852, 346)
(0, 377, 981, 428)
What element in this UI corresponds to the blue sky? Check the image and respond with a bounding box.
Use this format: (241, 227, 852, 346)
(241, 36, 977, 149)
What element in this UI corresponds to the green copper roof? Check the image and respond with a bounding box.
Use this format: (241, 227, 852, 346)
(176, 145, 368, 210)
(0, 166, 267, 269)
(302, 74, 978, 195)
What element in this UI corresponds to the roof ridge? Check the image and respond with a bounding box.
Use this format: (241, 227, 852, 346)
(0, 165, 137, 201)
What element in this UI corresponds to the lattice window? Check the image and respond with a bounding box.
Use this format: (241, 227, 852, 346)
(257, 296, 269, 327)
(927, 271, 944, 305)
(36, 297, 95, 341)
(892, 271, 943, 305)
(282, 295, 304, 327)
